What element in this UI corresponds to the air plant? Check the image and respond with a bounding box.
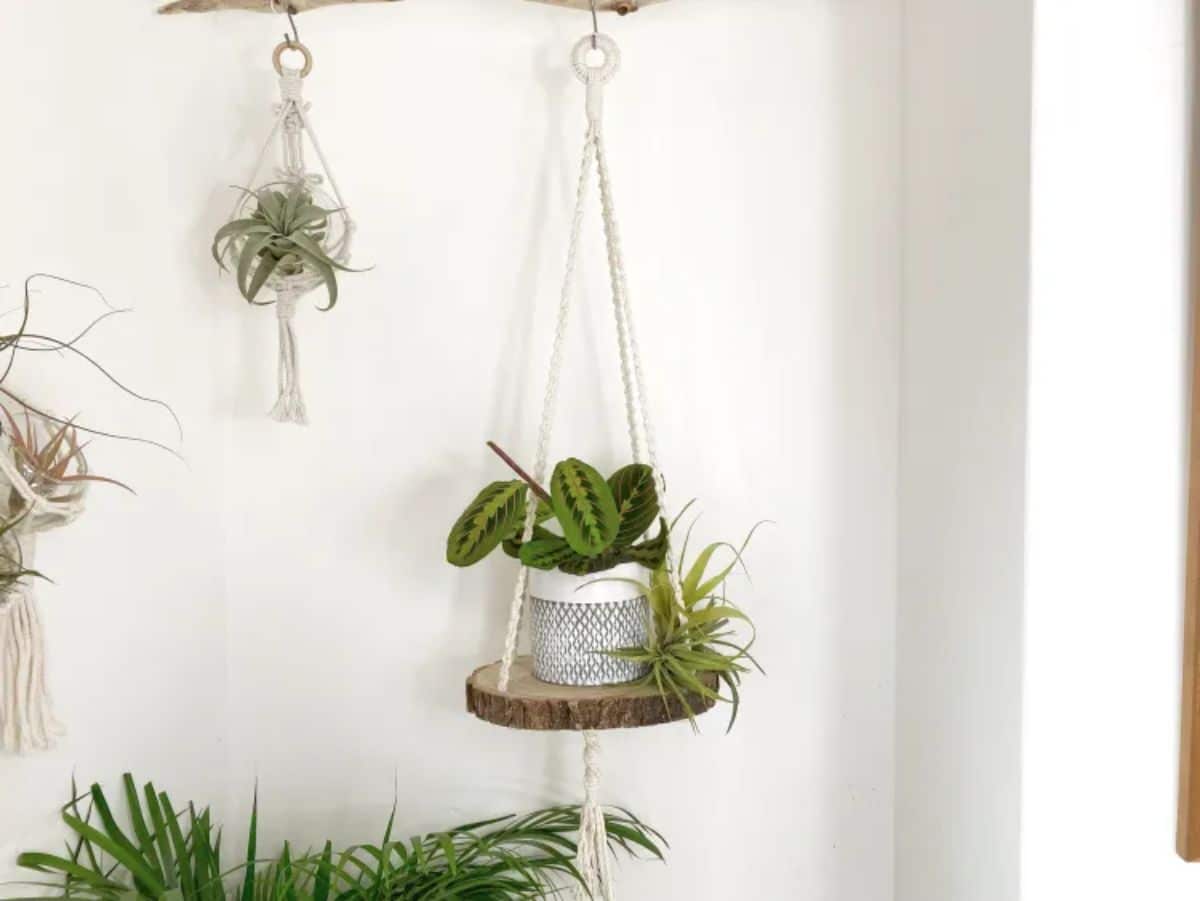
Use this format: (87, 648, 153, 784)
(446, 442, 668, 577)
(0, 274, 179, 576)
(1, 407, 132, 507)
(211, 184, 354, 309)
(606, 504, 767, 732)
(8, 774, 667, 901)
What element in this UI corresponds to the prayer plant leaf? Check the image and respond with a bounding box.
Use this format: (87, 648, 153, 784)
(550, 458, 619, 557)
(446, 481, 527, 567)
(608, 463, 659, 548)
(518, 534, 576, 571)
(619, 518, 670, 569)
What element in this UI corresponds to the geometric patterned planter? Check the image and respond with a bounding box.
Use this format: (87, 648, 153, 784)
(528, 564, 651, 687)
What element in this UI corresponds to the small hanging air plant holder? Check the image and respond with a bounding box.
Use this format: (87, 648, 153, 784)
(0, 408, 90, 753)
(212, 35, 357, 425)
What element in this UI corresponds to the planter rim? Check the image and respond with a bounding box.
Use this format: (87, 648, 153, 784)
(528, 562, 650, 606)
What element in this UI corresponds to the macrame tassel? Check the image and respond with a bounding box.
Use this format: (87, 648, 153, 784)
(0, 537, 63, 753)
(270, 288, 308, 425)
(575, 731, 614, 900)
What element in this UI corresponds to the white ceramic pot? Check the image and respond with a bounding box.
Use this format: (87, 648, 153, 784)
(528, 562, 652, 687)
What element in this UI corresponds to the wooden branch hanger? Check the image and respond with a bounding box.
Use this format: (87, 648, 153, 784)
(158, 0, 666, 13)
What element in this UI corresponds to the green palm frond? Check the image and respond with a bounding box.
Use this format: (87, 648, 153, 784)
(12, 776, 667, 901)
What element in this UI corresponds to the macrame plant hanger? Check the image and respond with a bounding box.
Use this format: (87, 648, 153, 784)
(0, 416, 87, 753)
(470, 25, 689, 901)
(228, 5, 355, 424)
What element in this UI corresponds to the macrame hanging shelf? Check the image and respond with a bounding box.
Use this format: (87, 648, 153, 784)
(463, 28, 699, 901)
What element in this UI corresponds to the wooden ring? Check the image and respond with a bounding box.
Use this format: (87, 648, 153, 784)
(272, 40, 313, 78)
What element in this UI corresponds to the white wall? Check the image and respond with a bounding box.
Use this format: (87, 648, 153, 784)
(1021, 1, 1198, 898)
(896, 2, 1034, 900)
(0, 2, 901, 898)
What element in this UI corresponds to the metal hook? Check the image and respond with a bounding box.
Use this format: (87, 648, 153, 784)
(283, 3, 301, 47)
(590, 0, 599, 49)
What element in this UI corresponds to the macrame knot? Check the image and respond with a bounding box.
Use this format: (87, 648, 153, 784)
(575, 730, 613, 901)
(279, 71, 305, 104)
(275, 292, 299, 321)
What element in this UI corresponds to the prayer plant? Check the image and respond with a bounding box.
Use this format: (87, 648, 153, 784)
(8, 773, 667, 901)
(446, 442, 668, 577)
(211, 184, 353, 309)
(606, 503, 767, 732)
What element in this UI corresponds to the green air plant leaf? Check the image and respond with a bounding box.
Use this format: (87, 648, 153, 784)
(605, 512, 766, 733)
(608, 463, 660, 549)
(550, 458, 620, 557)
(446, 481, 527, 567)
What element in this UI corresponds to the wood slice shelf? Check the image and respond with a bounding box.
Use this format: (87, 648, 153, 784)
(467, 656, 715, 732)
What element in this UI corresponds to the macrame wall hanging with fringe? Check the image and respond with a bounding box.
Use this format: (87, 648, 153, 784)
(0, 414, 87, 754)
(462, 30, 705, 901)
(211, 11, 357, 425)
(0, 276, 178, 754)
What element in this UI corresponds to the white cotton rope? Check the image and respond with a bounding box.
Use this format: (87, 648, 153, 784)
(0, 422, 86, 754)
(233, 61, 355, 425)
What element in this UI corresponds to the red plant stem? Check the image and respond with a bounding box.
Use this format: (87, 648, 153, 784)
(486, 441, 553, 505)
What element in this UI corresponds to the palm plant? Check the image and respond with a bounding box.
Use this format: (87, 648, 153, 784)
(211, 184, 353, 309)
(607, 504, 767, 732)
(8, 774, 667, 901)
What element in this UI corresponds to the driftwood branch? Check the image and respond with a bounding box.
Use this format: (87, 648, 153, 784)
(525, 0, 667, 12)
(158, 0, 402, 14)
(157, 0, 666, 14)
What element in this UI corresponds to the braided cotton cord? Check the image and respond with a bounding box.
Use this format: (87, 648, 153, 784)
(270, 286, 307, 424)
(593, 110, 686, 606)
(497, 125, 599, 693)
